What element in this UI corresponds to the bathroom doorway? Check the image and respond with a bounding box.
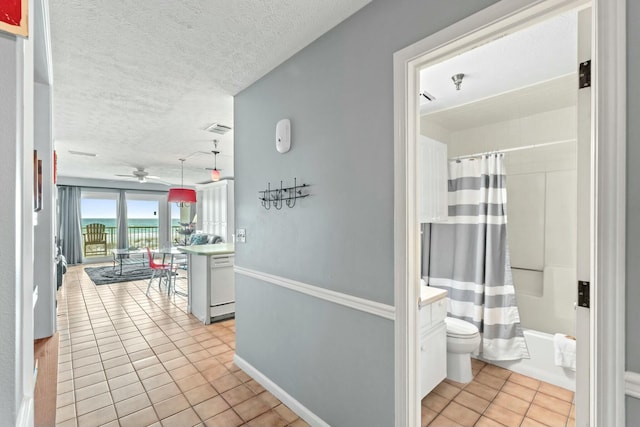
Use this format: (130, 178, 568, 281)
(422, 2, 585, 381)
(392, 1, 626, 426)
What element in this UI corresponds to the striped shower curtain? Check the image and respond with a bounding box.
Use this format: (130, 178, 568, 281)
(422, 154, 529, 361)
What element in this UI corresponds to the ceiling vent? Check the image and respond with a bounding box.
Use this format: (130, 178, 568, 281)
(205, 123, 232, 135)
(420, 91, 436, 102)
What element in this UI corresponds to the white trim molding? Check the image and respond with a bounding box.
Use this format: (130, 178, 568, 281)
(625, 371, 640, 400)
(234, 355, 330, 427)
(393, 0, 626, 426)
(234, 266, 395, 320)
(593, 0, 626, 425)
(15, 396, 33, 427)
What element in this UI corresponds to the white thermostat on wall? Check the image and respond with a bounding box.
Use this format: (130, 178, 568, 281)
(276, 118, 291, 153)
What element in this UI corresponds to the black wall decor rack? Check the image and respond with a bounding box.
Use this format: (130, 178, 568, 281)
(259, 178, 309, 210)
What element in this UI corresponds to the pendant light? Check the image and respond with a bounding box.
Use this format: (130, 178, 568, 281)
(168, 159, 197, 206)
(210, 150, 221, 182)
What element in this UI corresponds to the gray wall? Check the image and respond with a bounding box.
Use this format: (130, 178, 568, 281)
(0, 30, 22, 423)
(234, 0, 497, 425)
(627, 397, 640, 426)
(627, 0, 640, 423)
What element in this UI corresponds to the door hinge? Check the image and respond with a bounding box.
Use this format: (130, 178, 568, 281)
(579, 60, 591, 89)
(578, 280, 590, 308)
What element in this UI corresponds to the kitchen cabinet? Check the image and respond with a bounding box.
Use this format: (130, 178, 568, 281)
(197, 180, 234, 243)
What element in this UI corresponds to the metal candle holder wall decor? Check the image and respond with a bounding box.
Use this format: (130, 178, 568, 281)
(259, 178, 309, 210)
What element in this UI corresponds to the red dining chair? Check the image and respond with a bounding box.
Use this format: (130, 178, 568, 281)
(145, 247, 173, 296)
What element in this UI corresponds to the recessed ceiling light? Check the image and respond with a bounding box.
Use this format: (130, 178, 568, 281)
(68, 150, 97, 157)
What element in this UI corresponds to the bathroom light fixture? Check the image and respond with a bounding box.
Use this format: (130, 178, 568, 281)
(451, 73, 465, 90)
(167, 159, 197, 206)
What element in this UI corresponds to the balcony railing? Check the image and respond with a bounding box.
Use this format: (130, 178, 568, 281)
(83, 225, 182, 257)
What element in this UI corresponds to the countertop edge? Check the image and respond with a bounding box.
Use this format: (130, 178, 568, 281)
(177, 243, 235, 256)
(419, 287, 447, 307)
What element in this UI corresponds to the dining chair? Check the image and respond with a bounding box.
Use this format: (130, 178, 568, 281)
(145, 247, 174, 296)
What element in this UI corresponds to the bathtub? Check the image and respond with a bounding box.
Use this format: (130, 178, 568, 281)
(476, 328, 575, 391)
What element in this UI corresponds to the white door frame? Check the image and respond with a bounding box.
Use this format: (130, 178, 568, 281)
(392, 0, 626, 426)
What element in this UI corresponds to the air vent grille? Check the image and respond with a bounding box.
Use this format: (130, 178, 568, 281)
(205, 123, 232, 134)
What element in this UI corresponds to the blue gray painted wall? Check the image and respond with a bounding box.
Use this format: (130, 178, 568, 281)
(233, 0, 498, 425)
(627, 0, 640, 423)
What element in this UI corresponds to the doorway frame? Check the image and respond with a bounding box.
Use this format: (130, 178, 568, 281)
(392, 0, 626, 426)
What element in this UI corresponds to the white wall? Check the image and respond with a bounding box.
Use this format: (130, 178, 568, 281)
(423, 106, 577, 335)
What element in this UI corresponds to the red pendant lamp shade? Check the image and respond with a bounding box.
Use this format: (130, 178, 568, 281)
(211, 169, 220, 182)
(168, 158, 197, 204)
(167, 188, 196, 203)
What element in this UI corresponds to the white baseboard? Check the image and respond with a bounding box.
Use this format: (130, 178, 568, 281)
(15, 395, 34, 427)
(234, 354, 330, 427)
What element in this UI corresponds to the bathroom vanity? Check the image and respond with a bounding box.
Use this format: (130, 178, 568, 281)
(178, 243, 235, 324)
(419, 285, 448, 398)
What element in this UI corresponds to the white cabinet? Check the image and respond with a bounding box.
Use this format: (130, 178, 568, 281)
(185, 248, 235, 324)
(209, 254, 235, 319)
(418, 135, 448, 223)
(419, 295, 447, 398)
(197, 180, 234, 243)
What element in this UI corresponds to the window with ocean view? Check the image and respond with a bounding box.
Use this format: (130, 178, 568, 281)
(81, 190, 178, 258)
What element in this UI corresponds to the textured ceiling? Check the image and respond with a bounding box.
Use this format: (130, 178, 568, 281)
(419, 10, 577, 118)
(50, 0, 370, 186)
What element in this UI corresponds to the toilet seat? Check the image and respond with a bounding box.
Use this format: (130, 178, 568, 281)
(445, 317, 479, 338)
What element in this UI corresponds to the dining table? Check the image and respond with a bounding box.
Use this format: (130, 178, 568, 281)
(154, 246, 188, 297)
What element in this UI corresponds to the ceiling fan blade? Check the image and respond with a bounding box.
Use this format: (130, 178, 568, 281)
(115, 174, 135, 177)
(146, 177, 172, 185)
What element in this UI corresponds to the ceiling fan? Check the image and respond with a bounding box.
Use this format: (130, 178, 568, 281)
(115, 167, 164, 184)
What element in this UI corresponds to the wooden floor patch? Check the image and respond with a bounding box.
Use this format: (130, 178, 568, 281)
(34, 333, 59, 427)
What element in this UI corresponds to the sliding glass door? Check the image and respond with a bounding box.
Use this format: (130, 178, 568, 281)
(80, 190, 118, 259)
(80, 189, 173, 261)
(126, 192, 171, 249)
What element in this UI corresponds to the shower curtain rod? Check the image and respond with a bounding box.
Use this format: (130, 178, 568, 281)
(451, 138, 576, 160)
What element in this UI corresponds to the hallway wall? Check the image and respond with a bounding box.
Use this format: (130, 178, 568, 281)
(626, 0, 640, 422)
(234, 0, 498, 425)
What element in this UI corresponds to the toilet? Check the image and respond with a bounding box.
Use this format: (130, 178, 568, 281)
(444, 317, 481, 383)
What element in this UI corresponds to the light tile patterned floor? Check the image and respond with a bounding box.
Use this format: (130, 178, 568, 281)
(421, 359, 576, 427)
(56, 264, 576, 427)
(56, 264, 309, 427)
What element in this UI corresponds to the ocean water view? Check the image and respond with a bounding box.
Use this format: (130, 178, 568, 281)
(82, 218, 181, 227)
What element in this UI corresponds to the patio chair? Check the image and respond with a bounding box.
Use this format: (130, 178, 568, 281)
(83, 223, 107, 256)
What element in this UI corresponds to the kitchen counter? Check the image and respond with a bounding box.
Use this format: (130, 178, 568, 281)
(178, 243, 234, 256)
(419, 285, 447, 307)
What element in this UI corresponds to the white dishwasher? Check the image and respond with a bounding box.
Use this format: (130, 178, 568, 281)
(210, 254, 235, 321)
